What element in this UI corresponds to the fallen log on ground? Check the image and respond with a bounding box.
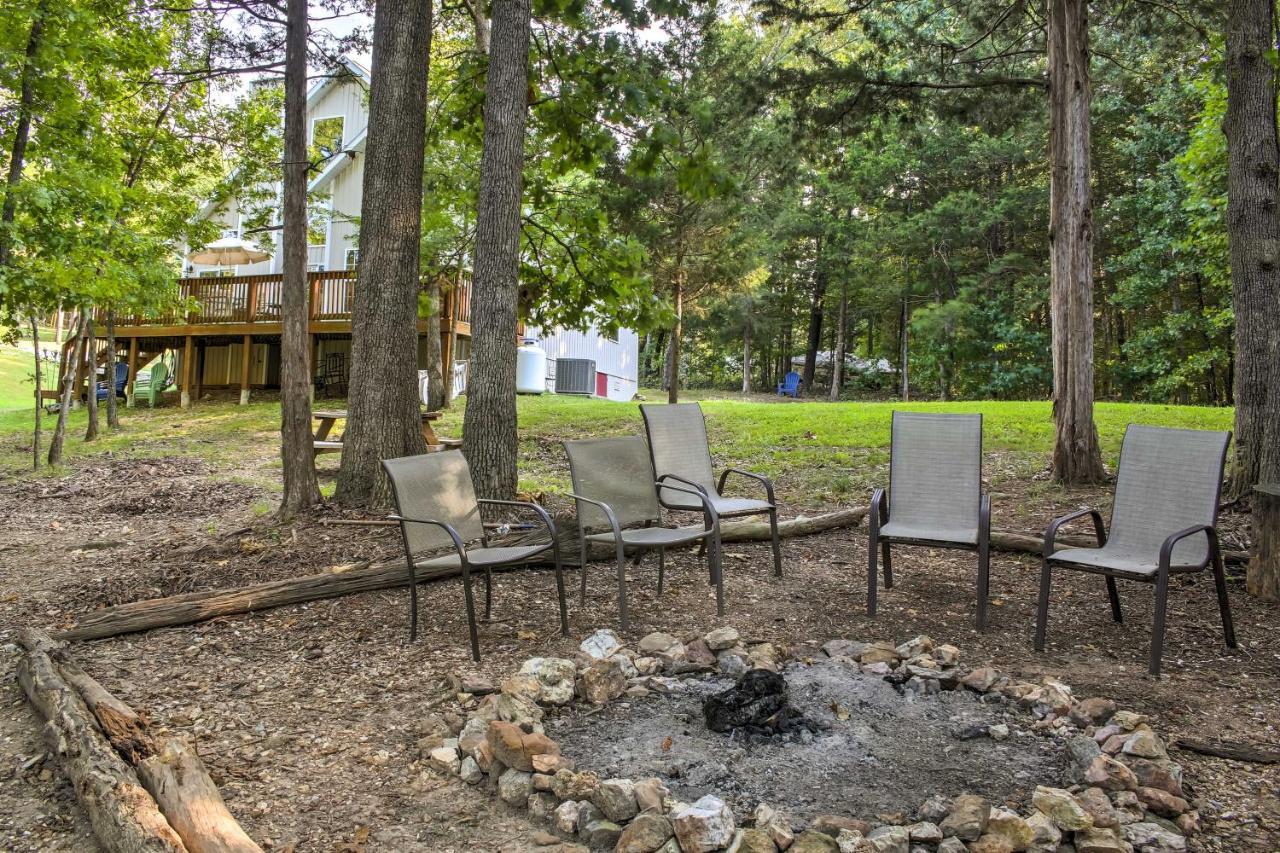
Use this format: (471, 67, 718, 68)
(17, 630, 262, 853)
(1174, 738, 1280, 764)
(16, 636, 188, 853)
(57, 506, 1247, 643)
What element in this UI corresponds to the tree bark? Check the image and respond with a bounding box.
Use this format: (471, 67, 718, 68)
(424, 277, 446, 411)
(0, 1, 43, 269)
(741, 317, 751, 394)
(463, 0, 533, 501)
(30, 316, 42, 469)
(829, 282, 847, 401)
(802, 241, 826, 390)
(1225, 0, 1280, 503)
(48, 317, 85, 465)
(1047, 0, 1106, 484)
(898, 294, 909, 401)
(666, 274, 684, 403)
(106, 309, 120, 431)
(137, 741, 263, 853)
(334, 0, 434, 509)
(277, 0, 320, 519)
(84, 317, 99, 441)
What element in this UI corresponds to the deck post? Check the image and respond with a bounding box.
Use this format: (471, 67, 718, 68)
(181, 335, 193, 408)
(125, 338, 139, 408)
(194, 342, 204, 402)
(239, 334, 252, 405)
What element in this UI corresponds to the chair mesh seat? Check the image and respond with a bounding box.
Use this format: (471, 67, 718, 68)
(709, 496, 773, 515)
(585, 526, 707, 547)
(417, 544, 551, 569)
(1049, 545, 1202, 578)
(879, 520, 977, 546)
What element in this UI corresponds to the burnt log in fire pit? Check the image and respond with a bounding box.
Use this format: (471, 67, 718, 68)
(703, 669, 816, 737)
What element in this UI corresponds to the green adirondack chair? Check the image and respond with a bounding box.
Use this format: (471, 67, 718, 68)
(144, 360, 171, 408)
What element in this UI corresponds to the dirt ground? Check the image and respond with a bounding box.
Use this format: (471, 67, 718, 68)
(1, 450, 1277, 852)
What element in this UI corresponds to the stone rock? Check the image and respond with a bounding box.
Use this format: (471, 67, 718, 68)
(520, 657, 579, 705)
(581, 629, 623, 660)
(705, 626, 742, 651)
(1136, 787, 1189, 817)
(1074, 787, 1118, 828)
(1025, 812, 1062, 853)
(498, 769, 533, 805)
(967, 837, 1015, 853)
(1066, 735, 1103, 780)
(1174, 811, 1199, 836)
(616, 814, 675, 853)
(1071, 697, 1118, 727)
(727, 828, 778, 853)
(583, 819, 623, 849)
(961, 667, 1001, 692)
(867, 825, 909, 853)
(455, 672, 497, 695)
(860, 661, 893, 676)
(986, 807, 1035, 850)
(555, 799, 580, 834)
(1074, 826, 1129, 853)
(1111, 790, 1145, 825)
(859, 642, 902, 667)
(1125, 758, 1183, 798)
(1027, 679, 1073, 717)
(906, 822, 942, 844)
(938, 794, 990, 841)
(895, 635, 934, 658)
(428, 745, 460, 774)
(472, 739, 496, 773)
(655, 842, 682, 853)
(673, 795, 737, 853)
(1032, 786, 1094, 832)
(1110, 710, 1148, 730)
(610, 653, 641, 678)
(593, 778, 639, 823)
(835, 829, 870, 853)
(988, 723, 1011, 741)
(634, 656, 661, 675)
(553, 769, 600, 801)
(718, 647, 753, 675)
(1122, 729, 1168, 760)
(932, 644, 961, 666)
(685, 639, 719, 669)
(502, 673, 543, 703)
(578, 801, 604, 833)
(1084, 755, 1139, 791)
(917, 795, 951, 824)
(811, 815, 871, 838)
(533, 773, 555, 792)
(634, 777, 670, 814)
(1123, 822, 1186, 853)
(496, 692, 546, 731)
(753, 803, 794, 850)
(487, 721, 559, 772)
(790, 832, 839, 853)
(936, 840, 967, 853)
(822, 639, 869, 660)
(1102, 733, 1128, 755)
(748, 643, 781, 671)
(528, 791, 559, 821)
(639, 631, 686, 658)
(459, 756, 483, 784)
(578, 658, 628, 704)
(458, 717, 489, 758)
(1094, 724, 1124, 746)
(533, 752, 573, 774)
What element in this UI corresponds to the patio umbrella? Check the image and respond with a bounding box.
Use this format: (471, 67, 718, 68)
(186, 236, 271, 266)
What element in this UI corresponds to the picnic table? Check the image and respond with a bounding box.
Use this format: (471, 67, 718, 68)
(312, 409, 459, 457)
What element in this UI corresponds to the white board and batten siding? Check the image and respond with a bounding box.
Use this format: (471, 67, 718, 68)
(525, 325, 639, 402)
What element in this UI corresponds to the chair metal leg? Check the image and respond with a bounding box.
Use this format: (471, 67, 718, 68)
(616, 538, 629, 631)
(552, 538, 569, 637)
(460, 563, 480, 662)
(483, 567, 493, 621)
(769, 508, 782, 577)
(867, 530, 878, 617)
(712, 531, 725, 618)
(1150, 569, 1170, 677)
(1033, 558, 1052, 651)
(1105, 576, 1123, 623)
(657, 548, 665, 595)
(976, 539, 990, 632)
(1212, 548, 1237, 649)
(579, 533, 588, 606)
(882, 540, 893, 588)
(407, 559, 419, 642)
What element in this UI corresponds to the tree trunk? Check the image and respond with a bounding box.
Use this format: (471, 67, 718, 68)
(105, 309, 120, 431)
(277, 0, 320, 518)
(84, 316, 99, 441)
(829, 283, 847, 401)
(424, 277, 446, 411)
(666, 274, 684, 403)
(137, 740, 263, 853)
(0, 2, 43, 269)
(1047, 0, 1106, 484)
(741, 318, 751, 394)
(1225, 0, 1280, 499)
(30, 316, 41, 469)
(334, 0, 433, 509)
(48, 318, 85, 466)
(462, 0, 533, 501)
(898, 295, 909, 401)
(802, 241, 826, 390)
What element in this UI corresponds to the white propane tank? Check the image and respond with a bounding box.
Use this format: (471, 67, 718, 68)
(515, 339, 547, 394)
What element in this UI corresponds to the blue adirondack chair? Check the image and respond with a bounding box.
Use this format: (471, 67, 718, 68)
(777, 371, 802, 397)
(94, 362, 129, 401)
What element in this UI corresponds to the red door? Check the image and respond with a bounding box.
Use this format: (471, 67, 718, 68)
(595, 371, 608, 398)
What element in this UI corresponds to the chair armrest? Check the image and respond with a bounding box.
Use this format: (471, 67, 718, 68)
(980, 494, 992, 536)
(566, 492, 624, 540)
(717, 468, 776, 505)
(477, 498, 558, 540)
(870, 488, 889, 531)
(657, 473, 710, 496)
(387, 514, 469, 563)
(653, 481, 720, 527)
(1044, 507, 1107, 558)
(1158, 524, 1216, 573)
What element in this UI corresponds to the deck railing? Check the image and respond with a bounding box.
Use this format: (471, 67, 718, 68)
(105, 270, 472, 330)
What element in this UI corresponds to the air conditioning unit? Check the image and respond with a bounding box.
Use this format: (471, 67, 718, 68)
(554, 358, 596, 395)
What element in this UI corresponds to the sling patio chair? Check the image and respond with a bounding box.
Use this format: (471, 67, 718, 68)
(639, 402, 783, 576)
(868, 411, 992, 628)
(564, 435, 722, 631)
(1034, 424, 1236, 677)
(382, 452, 567, 661)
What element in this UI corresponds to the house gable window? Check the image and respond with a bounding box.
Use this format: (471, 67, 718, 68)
(310, 116, 345, 164)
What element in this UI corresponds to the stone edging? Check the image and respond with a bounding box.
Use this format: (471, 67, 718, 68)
(417, 628, 1192, 853)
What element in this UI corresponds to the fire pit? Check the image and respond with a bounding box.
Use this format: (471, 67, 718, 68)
(702, 669, 817, 738)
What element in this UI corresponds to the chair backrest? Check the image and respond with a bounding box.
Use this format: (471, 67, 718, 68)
(1109, 424, 1230, 566)
(639, 402, 717, 508)
(889, 411, 982, 532)
(382, 452, 485, 556)
(147, 361, 170, 404)
(112, 361, 128, 392)
(564, 436, 661, 530)
(781, 371, 801, 390)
